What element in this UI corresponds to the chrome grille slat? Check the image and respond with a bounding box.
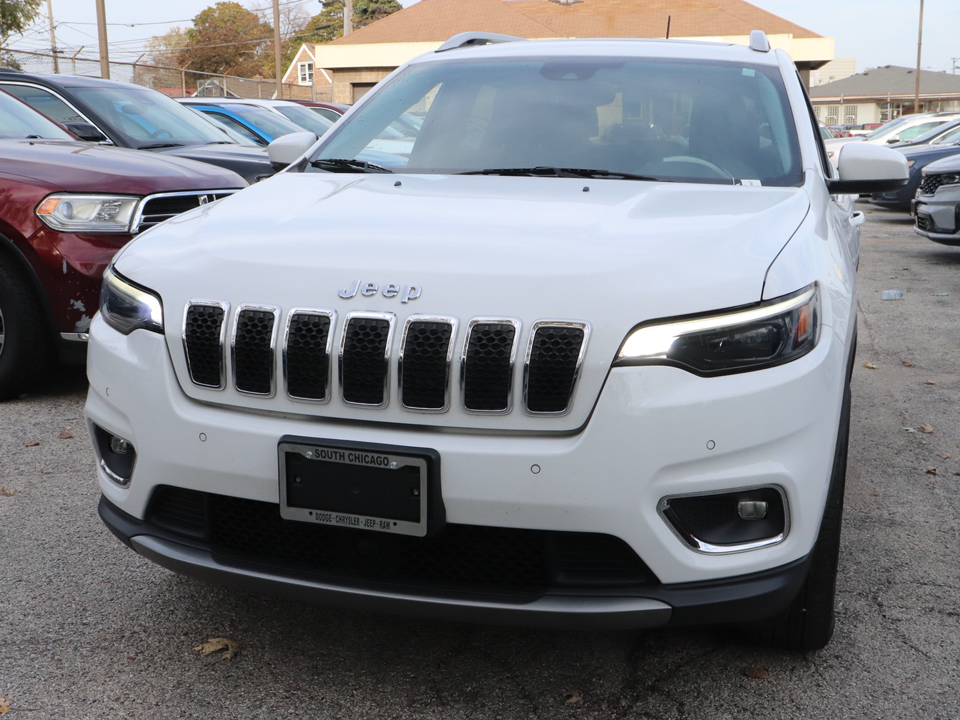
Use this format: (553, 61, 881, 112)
(523, 321, 589, 416)
(460, 319, 521, 414)
(183, 301, 229, 389)
(399, 316, 458, 412)
(231, 305, 279, 396)
(339, 312, 395, 407)
(284, 310, 336, 402)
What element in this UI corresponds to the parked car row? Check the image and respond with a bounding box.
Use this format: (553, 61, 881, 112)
(0, 69, 363, 398)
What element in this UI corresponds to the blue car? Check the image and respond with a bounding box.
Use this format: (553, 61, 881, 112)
(179, 101, 308, 146)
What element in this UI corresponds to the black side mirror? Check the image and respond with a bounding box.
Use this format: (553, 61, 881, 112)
(63, 122, 108, 142)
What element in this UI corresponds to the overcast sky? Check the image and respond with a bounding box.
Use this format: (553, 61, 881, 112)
(7, 0, 957, 75)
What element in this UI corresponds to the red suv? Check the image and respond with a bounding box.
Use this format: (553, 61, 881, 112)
(0, 90, 246, 398)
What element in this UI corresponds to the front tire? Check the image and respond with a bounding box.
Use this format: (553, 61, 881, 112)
(756, 378, 850, 651)
(0, 260, 53, 400)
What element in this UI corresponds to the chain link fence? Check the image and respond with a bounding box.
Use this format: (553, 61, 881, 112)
(0, 48, 331, 102)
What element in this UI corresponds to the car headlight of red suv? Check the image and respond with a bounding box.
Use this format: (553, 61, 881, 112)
(36, 193, 140, 233)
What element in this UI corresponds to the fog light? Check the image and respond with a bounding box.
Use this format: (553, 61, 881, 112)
(110, 436, 132, 454)
(737, 500, 768, 520)
(658, 486, 787, 554)
(93, 425, 136, 487)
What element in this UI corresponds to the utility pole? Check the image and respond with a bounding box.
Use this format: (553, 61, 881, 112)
(95, 0, 109, 79)
(913, 0, 923, 114)
(46, 0, 59, 73)
(344, 0, 353, 36)
(272, 0, 282, 98)
(952, 58, 959, 75)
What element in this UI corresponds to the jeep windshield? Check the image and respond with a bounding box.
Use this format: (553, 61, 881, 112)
(309, 57, 803, 186)
(71, 86, 235, 149)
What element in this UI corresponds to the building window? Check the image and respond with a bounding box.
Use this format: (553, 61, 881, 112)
(298, 62, 314, 85)
(826, 105, 839, 125)
(843, 105, 857, 124)
(814, 105, 822, 119)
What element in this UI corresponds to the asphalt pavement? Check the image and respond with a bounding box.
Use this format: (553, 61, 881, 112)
(1, 203, 958, 719)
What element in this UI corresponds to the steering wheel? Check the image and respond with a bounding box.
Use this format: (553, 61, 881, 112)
(662, 156, 734, 180)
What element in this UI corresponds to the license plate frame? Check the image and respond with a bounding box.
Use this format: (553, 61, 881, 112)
(278, 438, 433, 537)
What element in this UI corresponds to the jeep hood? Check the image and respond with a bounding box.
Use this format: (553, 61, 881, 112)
(115, 173, 811, 430)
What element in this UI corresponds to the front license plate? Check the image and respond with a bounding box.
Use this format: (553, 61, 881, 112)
(278, 440, 429, 537)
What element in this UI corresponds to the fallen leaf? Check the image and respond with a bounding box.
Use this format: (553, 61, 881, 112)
(59, 429, 75, 439)
(194, 637, 239, 660)
(65, 425, 73, 430)
(0, 696, 8, 715)
(926, 467, 938, 475)
(745, 667, 771, 679)
(863, 362, 878, 370)
(921, 441, 930, 446)
(903, 427, 917, 433)
(871, 493, 880, 497)
(127, 656, 137, 662)
(919, 424, 934, 434)
(924, 380, 936, 386)
(0, 487, 14, 497)
(940, 453, 952, 460)
(562, 691, 583, 705)
(902, 361, 914, 367)
(23, 441, 40, 447)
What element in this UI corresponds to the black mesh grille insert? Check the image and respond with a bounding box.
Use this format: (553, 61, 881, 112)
(526, 325, 585, 413)
(401, 321, 454, 409)
(184, 304, 225, 387)
(463, 323, 516, 411)
(915, 214, 930, 231)
(234, 309, 276, 394)
(285, 313, 332, 400)
(920, 175, 945, 196)
(147, 486, 209, 540)
(341, 316, 391, 405)
(145, 488, 656, 593)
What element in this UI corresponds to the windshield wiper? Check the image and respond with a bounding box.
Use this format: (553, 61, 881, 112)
(459, 166, 661, 181)
(205, 141, 233, 145)
(311, 158, 393, 173)
(138, 142, 186, 149)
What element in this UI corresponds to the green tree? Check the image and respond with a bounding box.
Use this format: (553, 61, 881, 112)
(288, 0, 402, 50)
(0, 0, 43, 45)
(179, 2, 274, 76)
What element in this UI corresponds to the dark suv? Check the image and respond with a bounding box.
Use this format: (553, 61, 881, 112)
(0, 89, 246, 398)
(0, 70, 277, 184)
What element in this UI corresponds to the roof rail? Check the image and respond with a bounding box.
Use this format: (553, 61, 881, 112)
(749, 30, 771, 53)
(435, 32, 523, 53)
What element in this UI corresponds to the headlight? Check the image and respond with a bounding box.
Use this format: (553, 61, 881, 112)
(939, 173, 960, 186)
(615, 284, 819, 376)
(36, 194, 139, 233)
(100, 266, 163, 335)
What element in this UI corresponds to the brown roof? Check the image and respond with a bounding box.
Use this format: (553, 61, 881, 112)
(331, 0, 821, 45)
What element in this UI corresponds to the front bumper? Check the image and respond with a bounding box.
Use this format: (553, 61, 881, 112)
(85, 308, 846, 623)
(99, 495, 811, 629)
(914, 189, 960, 245)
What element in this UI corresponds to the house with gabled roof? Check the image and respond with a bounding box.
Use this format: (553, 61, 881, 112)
(283, 0, 835, 104)
(810, 65, 960, 126)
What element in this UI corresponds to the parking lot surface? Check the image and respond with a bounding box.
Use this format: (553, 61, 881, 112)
(1, 205, 958, 719)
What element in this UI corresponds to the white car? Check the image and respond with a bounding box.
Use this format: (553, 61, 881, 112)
(85, 31, 907, 650)
(825, 112, 960, 164)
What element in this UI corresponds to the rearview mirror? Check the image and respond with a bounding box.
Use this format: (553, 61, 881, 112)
(63, 121, 107, 142)
(827, 143, 909, 195)
(267, 131, 318, 169)
(885, 136, 900, 144)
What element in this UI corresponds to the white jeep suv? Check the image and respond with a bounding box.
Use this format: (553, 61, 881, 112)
(84, 31, 907, 650)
